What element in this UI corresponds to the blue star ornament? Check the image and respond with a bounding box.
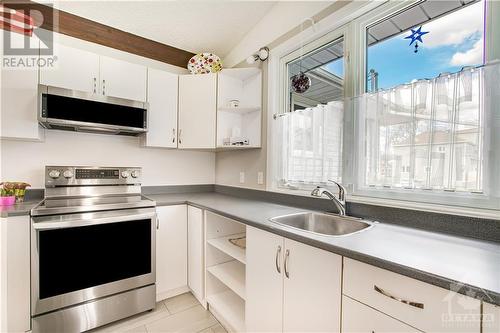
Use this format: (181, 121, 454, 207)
(405, 26, 429, 46)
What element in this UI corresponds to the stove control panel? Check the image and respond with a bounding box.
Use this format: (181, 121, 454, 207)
(45, 166, 142, 187)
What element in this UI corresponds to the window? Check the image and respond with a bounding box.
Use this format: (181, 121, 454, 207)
(277, 36, 345, 189)
(366, 0, 485, 92)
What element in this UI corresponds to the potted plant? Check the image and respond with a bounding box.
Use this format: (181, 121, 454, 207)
(0, 186, 16, 206)
(0, 182, 31, 204)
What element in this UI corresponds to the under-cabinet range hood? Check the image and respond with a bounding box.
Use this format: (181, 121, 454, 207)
(38, 85, 148, 136)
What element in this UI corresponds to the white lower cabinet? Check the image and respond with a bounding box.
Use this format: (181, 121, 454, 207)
(342, 296, 421, 333)
(155, 205, 188, 301)
(0, 216, 31, 333)
(246, 226, 342, 333)
(188, 206, 205, 304)
(483, 302, 500, 333)
(343, 258, 481, 333)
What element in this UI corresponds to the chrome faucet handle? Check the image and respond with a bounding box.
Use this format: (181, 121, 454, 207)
(328, 180, 346, 203)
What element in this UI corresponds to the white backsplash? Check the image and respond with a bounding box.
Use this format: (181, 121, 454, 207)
(0, 130, 215, 188)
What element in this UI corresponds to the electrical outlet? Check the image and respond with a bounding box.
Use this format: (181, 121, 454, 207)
(257, 172, 264, 185)
(239, 171, 245, 184)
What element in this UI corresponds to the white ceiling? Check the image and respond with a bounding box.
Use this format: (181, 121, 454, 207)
(49, 1, 277, 57)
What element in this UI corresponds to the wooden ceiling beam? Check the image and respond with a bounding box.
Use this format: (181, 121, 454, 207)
(3, 1, 195, 68)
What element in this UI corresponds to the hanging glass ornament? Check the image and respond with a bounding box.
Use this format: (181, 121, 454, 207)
(291, 72, 311, 93)
(404, 26, 429, 54)
(290, 18, 314, 94)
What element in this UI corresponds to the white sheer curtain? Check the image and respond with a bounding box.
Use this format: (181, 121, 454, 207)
(354, 62, 500, 208)
(278, 102, 343, 188)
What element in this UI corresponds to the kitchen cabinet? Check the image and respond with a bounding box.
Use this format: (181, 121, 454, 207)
(100, 55, 147, 102)
(155, 205, 188, 301)
(217, 68, 262, 149)
(1, 31, 42, 140)
(178, 74, 217, 149)
(246, 226, 342, 333)
(342, 296, 421, 333)
(343, 258, 481, 333)
(40, 43, 100, 94)
(0, 216, 31, 333)
(188, 206, 205, 304)
(483, 302, 500, 333)
(144, 69, 179, 148)
(40, 43, 146, 102)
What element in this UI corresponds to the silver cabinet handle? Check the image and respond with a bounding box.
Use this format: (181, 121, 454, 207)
(93, 77, 97, 93)
(178, 129, 182, 144)
(102, 79, 106, 95)
(275, 245, 281, 274)
(156, 216, 160, 230)
(172, 128, 176, 143)
(374, 285, 424, 309)
(284, 249, 290, 278)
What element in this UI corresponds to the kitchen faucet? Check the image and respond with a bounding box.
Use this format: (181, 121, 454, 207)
(311, 180, 346, 216)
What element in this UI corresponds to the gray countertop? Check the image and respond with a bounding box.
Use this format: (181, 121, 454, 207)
(3, 191, 499, 306)
(0, 200, 40, 218)
(147, 192, 500, 306)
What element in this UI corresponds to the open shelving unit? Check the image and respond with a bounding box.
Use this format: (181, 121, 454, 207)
(217, 68, 262, 150)
(205, 211, 247, 332)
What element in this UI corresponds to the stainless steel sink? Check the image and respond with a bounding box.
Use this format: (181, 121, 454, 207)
(269, 212, 375, 236)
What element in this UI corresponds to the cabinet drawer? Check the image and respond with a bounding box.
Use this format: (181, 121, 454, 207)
(343, 296, 421, 333)
(343, 258, 480, 333)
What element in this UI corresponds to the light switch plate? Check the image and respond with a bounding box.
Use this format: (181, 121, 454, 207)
(257, 172, 264, 185)
(239, 171, 245, 184)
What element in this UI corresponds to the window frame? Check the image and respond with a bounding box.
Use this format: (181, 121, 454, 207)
(267, 0, 500, 216)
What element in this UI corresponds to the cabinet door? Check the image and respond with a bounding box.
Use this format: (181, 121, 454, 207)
(342, 296, 421, 333)
(483, 302, 500, 333)
(187, 206, 205, 303)
(282, 238, 342, 333)
(0, 216, 31, 333)
(246, 227, 284, 333)
(156, 205, 187, 301)
(100, 55, 147, 101)
(1, 32, 41, 140)
(145, 69, 178, 148)
(40, 43, 99, 93)
(178, 74, 217, 149)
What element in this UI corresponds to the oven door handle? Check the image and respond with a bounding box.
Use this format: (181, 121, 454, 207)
(32, 211, 157, 230)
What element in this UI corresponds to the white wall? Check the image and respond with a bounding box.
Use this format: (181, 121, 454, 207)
(223, 1, 332, 68)
(0, 130, 215, 188)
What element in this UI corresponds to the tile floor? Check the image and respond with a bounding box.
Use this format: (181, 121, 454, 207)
(91, 292, 227, 333)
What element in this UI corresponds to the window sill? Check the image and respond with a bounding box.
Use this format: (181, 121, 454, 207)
(270, 186, 500, 220)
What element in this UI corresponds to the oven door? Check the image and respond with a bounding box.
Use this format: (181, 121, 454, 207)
(31, 207, 156, 316)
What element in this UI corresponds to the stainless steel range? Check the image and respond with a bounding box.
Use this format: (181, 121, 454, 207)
(30, 166, 156, 333)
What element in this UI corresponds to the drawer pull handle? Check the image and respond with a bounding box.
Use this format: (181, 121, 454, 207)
(275, 246, 281, 274)
(374, 285, 424, 309)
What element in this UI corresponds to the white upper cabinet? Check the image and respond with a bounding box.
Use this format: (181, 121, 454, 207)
(216, 68, 262, 149)
(178, 74, 217, 149)
(1, 31, 42, 140)
(483, 302, 500, 333)
(145, 69, 179, 148)
(40, 43, 99, 94)
(100, 55, 147, 102)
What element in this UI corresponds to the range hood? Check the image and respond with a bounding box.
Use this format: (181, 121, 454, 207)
(38, 85, 148, 136)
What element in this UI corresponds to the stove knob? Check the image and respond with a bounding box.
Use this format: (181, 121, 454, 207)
(63, 170, 74, 179)
(48, 169, 60, 179)
(131, 170, 140, 178)
(121, 170, 130, 178)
